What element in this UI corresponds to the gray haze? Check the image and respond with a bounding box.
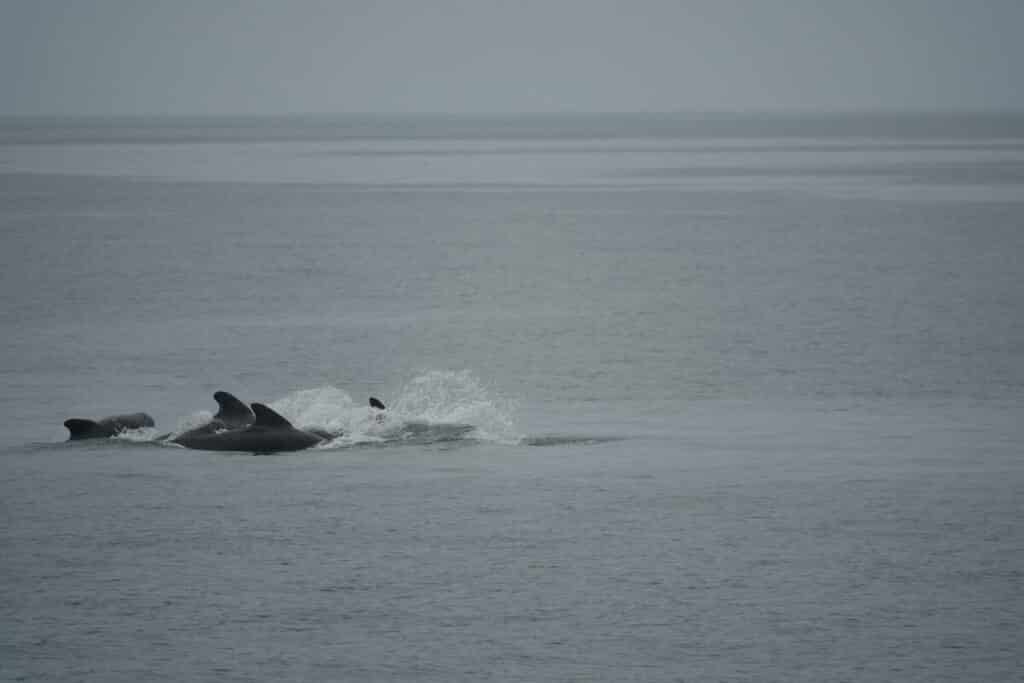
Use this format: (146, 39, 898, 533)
(1, 0, 1022, 116)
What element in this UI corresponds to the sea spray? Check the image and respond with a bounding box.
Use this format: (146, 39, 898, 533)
(265, 370, 521, 446)
(388, 370, 521, 444)
(269, 386, 356, 435)
(111, 426, 163, 443)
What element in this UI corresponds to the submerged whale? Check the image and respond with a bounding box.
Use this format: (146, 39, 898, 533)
(64, 412, 155, 440)
(172, 402, 326, 453)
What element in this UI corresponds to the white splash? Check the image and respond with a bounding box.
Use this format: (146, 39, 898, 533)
(112, 426, 164, 442)
(269, 385, 357, 436)
(266, 370, 521, 447)
(388, 370, 521, 443)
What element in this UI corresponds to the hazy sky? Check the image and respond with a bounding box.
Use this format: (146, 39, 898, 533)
(1, 0, 1020, 115)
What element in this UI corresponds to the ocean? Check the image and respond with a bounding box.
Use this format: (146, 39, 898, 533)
(1, 112, 1022, 681)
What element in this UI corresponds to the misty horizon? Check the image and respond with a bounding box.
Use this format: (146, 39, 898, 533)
(2, 1, 1021, 117)
(4, 107, 1024, 120)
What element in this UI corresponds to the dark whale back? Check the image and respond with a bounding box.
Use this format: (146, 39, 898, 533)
(64, 412, 155, 440)
(172, 403, 324, 453)
(164, 391, 254, 443)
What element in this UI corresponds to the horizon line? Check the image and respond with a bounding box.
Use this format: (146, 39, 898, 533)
(3, 107, 1024, 121)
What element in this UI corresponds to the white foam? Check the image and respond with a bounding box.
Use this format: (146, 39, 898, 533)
(389, 370, 521, 443)
(112, 427, 163, 442)
(269, 385, 356, 433)
(266, 370, 521, 446)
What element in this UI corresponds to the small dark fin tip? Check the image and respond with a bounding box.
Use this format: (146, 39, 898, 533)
(369, 397, 386, 410)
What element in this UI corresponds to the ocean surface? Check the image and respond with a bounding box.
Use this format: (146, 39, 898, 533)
(1, 112, 1022, 681)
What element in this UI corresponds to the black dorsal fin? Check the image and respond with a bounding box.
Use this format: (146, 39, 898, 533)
(250, 403, 295, 430)
(369, 397, 386, 410)
(64, 418, 100, 439)
(213, 391, 255, 426)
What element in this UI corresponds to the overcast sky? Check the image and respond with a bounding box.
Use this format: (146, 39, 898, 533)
(1, 0, 1020, 115)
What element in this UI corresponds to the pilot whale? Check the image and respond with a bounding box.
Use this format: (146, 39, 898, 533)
(164, 390, 255, 442)
(64, 412, 155, 440)
(171, 403, 326, 453)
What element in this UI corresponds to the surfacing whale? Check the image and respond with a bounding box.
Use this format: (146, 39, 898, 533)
(171, 403, 326, 453)
(168, 390, 255, 439)
(64, 413, 155, 440)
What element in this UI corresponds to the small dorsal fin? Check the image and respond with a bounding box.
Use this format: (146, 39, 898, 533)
(369, 397, 386, 410)
(213, 391, 255, 426)
(250, 403, 295, 430)
(64, 418, 100, 439)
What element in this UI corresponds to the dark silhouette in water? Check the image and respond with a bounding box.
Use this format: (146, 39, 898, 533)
(165, 390, 345, 448)
(64, 413, 155, 440)
(370, 396, 386, 423)
(63, 390, 385, 449)
(171, 403, 326, 453)
(209, 390, 256, 428)
(162, 390, 255, 442)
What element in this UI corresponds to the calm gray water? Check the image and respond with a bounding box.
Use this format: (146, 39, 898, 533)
(1, 113, 1022, 681)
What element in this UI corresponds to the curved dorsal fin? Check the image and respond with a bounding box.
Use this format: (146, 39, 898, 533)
(213, 391, 255, 426)
(369, 397, 386, 410)
(250, 403, 294, 430)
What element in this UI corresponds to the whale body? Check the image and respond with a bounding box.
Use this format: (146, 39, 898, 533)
(64, 413, 155, 440)
(171, 403, 325, 453)
(166, 390, 255, 442)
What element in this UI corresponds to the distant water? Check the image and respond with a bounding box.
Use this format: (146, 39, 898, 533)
(1, 113, 1022, 682)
